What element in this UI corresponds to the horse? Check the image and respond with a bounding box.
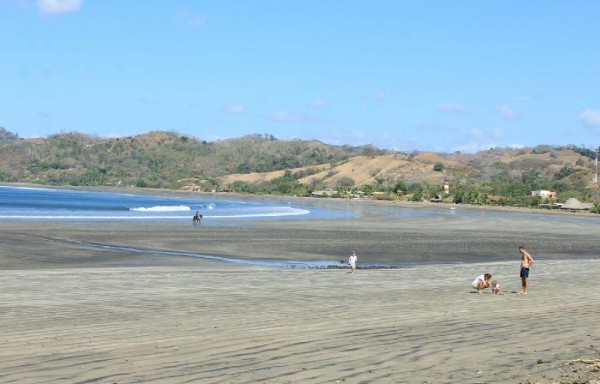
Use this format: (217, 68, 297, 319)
(192, 213, 203, 225)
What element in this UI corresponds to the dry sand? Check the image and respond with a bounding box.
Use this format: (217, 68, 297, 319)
(1, 198, 599, 383)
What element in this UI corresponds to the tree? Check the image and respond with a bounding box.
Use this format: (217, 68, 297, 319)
(555, 165, 575, 180)
(433, 162, 445, 172)
(336, 176, 355, 188)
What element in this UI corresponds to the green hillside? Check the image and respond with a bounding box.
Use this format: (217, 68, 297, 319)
(0, 128, 598, 209)
(0, 130, 383, 188)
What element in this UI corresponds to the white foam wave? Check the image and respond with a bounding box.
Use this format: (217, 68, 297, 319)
(130, 205, 191, 212)
(0, 186, 56, 191)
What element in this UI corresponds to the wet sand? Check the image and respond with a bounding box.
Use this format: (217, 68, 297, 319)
(0, 197, 599, 383)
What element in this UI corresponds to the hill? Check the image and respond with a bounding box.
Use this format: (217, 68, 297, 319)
(0, 130, 383, 188)
(0, 128, 597, 205)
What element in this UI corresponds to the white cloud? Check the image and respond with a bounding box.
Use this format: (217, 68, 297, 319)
(139, 97, 160, 105)
(492, 128, 505, 139)
(496, 105, 522, 121)
(360, 91, 387, 102)
(226, 104, 245, 115)
(176, 10, 207, 30)
(453, 128, 507, 153)
(415, 123, 459, 133)
(309, 98, 328, 108)
(268, 111, 301, 122)
(316, 129, 365, 146)
(437, 102, 468, 115)
(509, 143, 525, 149)
(267, 111, 322, 123)
(453, 142, 498, 153)
(467, 127, 507, 141)
(579, 109, 600, 128)
(37, 0, 81, 15)
(468, 128, 485, 140)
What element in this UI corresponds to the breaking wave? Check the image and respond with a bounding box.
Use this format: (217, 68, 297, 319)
(130, 205, 191, 212)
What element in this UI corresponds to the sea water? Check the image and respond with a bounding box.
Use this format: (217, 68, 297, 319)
(0, 185, 328, 221)
(1, 185, 599, 225)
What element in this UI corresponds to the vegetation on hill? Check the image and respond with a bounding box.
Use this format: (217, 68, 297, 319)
(0, 127, 19, 144)
(0, 128, 598, 209)
(0, 130, 383, 188)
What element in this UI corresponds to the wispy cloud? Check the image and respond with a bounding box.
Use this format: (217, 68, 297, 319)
(491, 128, 505, 139)
(495, 105, 522, 121)
(437, 102, 468, 115)
(468, 128, 485, 140)
(453, 142, 498, 153)
(467, 128, 505, 142)
(176, 10, 207, 30)
(37, 0, 81, 15)
(36, 110, 51, 119)
(579, 109, 600, 128)
(316, 129, 365, 146)
(225, 104, 245, 115)
(268, 111, 301, 122)
(454, 128, 506, 152)
(415, 123, 459, 133)
(267, 111, 321, 123)
(469, 127, 508, 141)
(139, 97, 160, 105)
(308, 98, 328, 108)
(360, 91, 387, 103)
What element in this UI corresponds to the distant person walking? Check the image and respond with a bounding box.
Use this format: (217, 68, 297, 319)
(519, 245, 534, 295)
(348, 250, 358, 273)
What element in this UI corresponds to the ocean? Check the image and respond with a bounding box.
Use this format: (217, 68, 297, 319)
(0, 185, 326, 221)
(1, 185, 598, 225)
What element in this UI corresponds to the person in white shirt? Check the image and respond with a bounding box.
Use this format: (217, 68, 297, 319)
(471, 273, 492, 294)
(348, 250, 358, 273)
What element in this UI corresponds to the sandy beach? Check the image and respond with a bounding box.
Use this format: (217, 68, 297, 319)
(1, 196, 599, 383)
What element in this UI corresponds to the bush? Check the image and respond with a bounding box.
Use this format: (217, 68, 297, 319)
(337, 176, 355, 188)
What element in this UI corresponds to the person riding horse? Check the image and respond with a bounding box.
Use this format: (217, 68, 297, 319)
(192, 211, 203, 225)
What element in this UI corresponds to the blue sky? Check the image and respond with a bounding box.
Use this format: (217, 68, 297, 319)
(1, 1, 599, 152)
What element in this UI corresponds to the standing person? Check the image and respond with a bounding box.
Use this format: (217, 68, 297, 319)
(348, 250, 358, 273)
(519, 245, 534, 295)
(472, 273, 492, 294)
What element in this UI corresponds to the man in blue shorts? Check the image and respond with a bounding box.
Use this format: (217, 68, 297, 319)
(519, 245, 534, 295)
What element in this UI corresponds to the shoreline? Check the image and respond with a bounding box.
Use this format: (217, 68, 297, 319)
(1, 182, 599, 270)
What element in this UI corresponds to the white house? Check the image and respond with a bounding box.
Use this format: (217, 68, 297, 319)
(531, 190, 556, 199)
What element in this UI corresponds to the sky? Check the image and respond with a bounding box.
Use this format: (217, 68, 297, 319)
(1, 0, 600, 153)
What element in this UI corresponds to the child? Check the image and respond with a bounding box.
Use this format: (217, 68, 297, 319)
(490, 280, 501, 294)
(348, 250, 357, 273)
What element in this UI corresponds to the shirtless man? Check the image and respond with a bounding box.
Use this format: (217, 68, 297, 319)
(519, 245, 534, 295)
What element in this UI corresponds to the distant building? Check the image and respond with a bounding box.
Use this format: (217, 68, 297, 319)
(443, 179, 450, 195)
(311, 189, 336, 197)
(531, 190, 556, 199)
(561, 198, 593, 211)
